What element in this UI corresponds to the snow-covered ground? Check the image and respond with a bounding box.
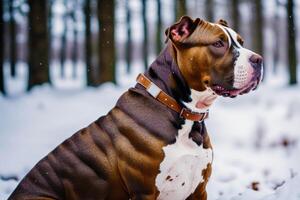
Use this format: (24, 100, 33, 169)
(0, 63, 300, 200)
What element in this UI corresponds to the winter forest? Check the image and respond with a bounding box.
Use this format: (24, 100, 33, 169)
(1, 0, 300, 199)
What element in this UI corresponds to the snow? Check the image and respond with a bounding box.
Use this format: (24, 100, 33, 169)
(0, 82, 127, 199)
(2, 0, 300, 198)
(1, 62, 300, 200)
(205, 73, 300, 199)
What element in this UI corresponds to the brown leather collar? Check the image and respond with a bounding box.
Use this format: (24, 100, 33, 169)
(136, 73, 209, 122)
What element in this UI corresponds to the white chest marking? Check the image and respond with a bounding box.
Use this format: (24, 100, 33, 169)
(155, 89, 215, 200)
(155, 121, 213, 200)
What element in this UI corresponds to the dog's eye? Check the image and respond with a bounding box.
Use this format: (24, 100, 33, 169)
(212, 40, 224, 48)
(238, 39, 244, 46)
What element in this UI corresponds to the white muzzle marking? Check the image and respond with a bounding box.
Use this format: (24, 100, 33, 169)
(217, 25, 259, 90)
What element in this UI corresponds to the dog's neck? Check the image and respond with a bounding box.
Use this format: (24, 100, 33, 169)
(145, 45, 191, 105)
(145, 44, 217, 113)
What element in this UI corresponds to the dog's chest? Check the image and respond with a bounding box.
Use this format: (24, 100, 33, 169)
(155, 121, 213, 200)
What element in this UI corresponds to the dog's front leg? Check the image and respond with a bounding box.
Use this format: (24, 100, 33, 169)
(186, 189, 207, 200)
(186, 163, 212, 200)
(131, 193, 157, 200)
(8, 196, 56, 200)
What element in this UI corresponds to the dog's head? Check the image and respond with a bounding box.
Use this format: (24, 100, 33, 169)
(166, 16, 263, 98)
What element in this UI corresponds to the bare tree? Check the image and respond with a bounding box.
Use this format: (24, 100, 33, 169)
(252, 0, 263, 56)
(205, 0, 214, 22)
(71, 0, 78, 78)
(60, 0, 68, 78)
(273, 0, 280, 73)
(97, 0, 116, 83)
(125, 0, 132, 73)
(175, 0, 187, 21)
(231, 0, 239, 32)
(156, 0, 162, 55)
(287, 0, 297, 85)
(142, 0, 148, 71)
(0, 1, 5, 94)
(48, 0, 53, 65)
(28, 0, 50, 90)
(84, 0, 97, 86)
(9, 0, 17, 77)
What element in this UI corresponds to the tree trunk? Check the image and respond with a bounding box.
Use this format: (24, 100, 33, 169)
(71, 1, 78, 78)
(142, 0, 148, 71)
(273, 0, 280, 74)
(60, 0, 67, 78)
(287, 0, 297, 85)
(252, 0, 263, 56)
(156, 0, 162, 55)
(0, 1, 5, 95)
(84, 0, 97, 86)
(205, 0, 214, 22)
(125, 0, 132, 73)
(9, 0, 17, 77)
(231, 0, 239, 32)
(48, 0, 53, 69)
(98, 0, 116, 83)
(28, 0, 50, 90)
(175, 0, 187, 21)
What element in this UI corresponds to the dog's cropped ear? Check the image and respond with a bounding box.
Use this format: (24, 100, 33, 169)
(165, 16, 200, 44)
(217, 19, 229, 27)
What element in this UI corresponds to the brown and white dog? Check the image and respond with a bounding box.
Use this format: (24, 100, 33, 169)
(9, 16, 263, 200)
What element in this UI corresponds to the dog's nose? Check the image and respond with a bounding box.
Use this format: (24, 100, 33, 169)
(249, 54, 263, 68)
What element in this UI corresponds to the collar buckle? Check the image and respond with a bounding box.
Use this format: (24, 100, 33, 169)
(137, 73, 210, 122)
(180, 107, 209, 122)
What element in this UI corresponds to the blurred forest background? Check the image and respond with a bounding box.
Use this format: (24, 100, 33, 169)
(0, 0, 299, 96)
(1, 2, 300, 198)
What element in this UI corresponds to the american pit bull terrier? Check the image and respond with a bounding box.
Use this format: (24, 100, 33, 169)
(9, 16, 263, 200)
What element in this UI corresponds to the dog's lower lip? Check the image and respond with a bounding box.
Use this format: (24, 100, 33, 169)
(212, 81, 258, 97)
(252, 78, 260, 91)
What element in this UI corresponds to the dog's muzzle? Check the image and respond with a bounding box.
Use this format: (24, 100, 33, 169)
(212, 52, 263, 98)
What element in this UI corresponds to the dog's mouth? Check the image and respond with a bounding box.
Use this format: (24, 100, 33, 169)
(211, 77, 260, 98)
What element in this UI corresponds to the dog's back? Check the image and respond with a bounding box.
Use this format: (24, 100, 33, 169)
(9, 119, 126, 199)
(9, 88, 174, 200)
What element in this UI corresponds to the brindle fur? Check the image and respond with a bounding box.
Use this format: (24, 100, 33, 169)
(9, 16, 239, 200)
